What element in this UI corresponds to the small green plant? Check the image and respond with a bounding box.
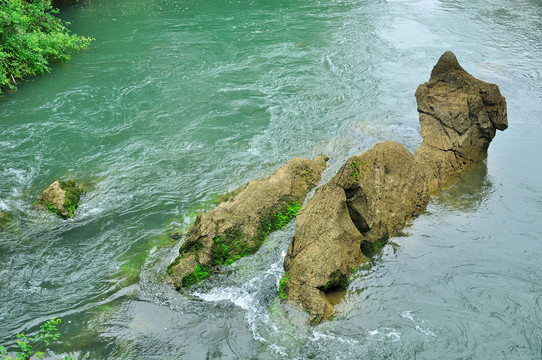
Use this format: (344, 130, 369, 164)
(58, 181, 82, 219)
(46, 202, 58, 215)
(260, 201, 302, 243)
(348, 159, 371, 182)
(275, 202, 302, 229)
(0, 318, 71, 360)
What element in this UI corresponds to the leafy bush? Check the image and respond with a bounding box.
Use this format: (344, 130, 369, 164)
(0, 0, 92, 94)
(0, 318, 71, 359)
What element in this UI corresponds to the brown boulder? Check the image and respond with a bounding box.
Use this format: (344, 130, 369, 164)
(167, 155, 328, 289)
(283, 185, 366, 324)
(414, 51, 508, 190)
(283, 142, 430, 323)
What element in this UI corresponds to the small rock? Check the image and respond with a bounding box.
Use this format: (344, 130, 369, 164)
(35, 180, 83, 219)
(169, 232, 182, 240)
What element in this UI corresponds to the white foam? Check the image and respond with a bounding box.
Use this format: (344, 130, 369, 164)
(400, 310, 437, 337)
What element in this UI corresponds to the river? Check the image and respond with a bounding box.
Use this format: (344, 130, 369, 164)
(1, 0, 541, 358)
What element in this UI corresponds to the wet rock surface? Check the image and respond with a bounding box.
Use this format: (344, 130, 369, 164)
(166, 155, 328, 289)
(414, 51, 508, 190)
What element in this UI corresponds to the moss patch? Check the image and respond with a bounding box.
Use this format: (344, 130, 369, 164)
(253, 201, 302, 250)
(181, 264, 210, 287)
(58, 180, 83, 218)
(279, 272, 290, 300)
(178, 237, 203, 255)
(209, 201, 303, 270)
(320, 276, 349, 292)
(211, 232, 250, 267)
(180, 201, 304, 275)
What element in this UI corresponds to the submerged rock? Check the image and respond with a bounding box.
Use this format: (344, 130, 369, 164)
(35, 180, 83, 219)
(0, 211, 15, 230)
(282, 51, 508, 324)
(166, 155, 328, 289)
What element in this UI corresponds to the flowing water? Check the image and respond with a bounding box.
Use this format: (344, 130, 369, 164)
(1, 0, 541, 358)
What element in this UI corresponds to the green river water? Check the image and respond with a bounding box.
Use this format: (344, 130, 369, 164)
(1, 0, 541, 358)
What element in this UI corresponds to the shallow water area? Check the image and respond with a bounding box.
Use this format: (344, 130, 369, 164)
(1, 0, 541, 358)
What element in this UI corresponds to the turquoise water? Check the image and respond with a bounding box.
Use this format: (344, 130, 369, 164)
(1, 0, 541, 358)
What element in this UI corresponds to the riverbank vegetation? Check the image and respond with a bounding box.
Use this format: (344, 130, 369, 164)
(0, 0, 91, 95)
(0, 318, 71, 360)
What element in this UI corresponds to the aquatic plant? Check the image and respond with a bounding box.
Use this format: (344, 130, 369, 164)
(255, 201, 302, 246)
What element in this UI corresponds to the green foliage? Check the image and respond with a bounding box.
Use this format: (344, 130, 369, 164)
(0, 0, 92, 94)
(0, 318, 71, 360)
(278, 273, 290, 300)
(174, 201, 303, 287)
(181, 264, 210, 287)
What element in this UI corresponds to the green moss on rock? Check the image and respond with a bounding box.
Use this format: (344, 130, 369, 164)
(181, 264, 210, 287)
(279, 273, 290, 300)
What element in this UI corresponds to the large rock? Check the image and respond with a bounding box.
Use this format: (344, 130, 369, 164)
(167, 155, 328, 289)
(35, 180, 83, 219)
(283, 142, 430, 323)
(414, 51, 508, 190)
(282, 51, 508, 324)
(283, 185, 366, 323)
